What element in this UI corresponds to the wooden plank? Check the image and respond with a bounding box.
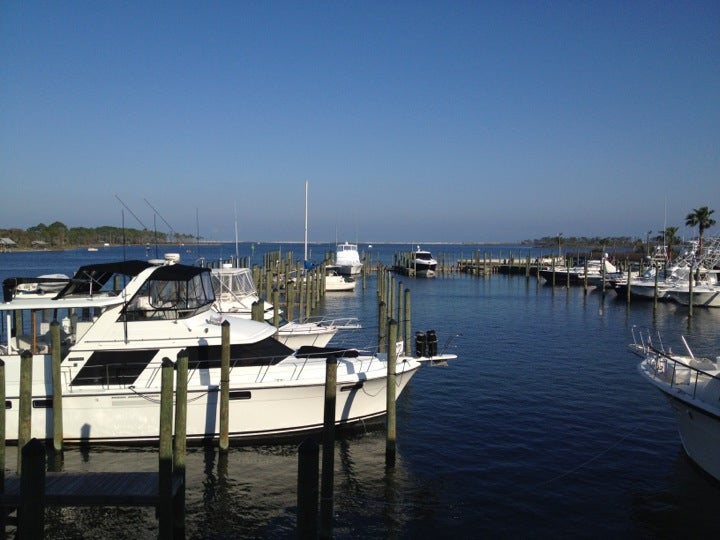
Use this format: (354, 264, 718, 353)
(0, 471, 181, 508)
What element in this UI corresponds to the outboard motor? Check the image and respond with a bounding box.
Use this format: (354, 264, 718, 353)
(415, 331, 427, 357)
(426, 330, 438, 357)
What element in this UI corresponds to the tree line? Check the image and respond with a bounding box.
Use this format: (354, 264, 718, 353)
(1, 222, 196, 248)
(527, 206, 716, 260)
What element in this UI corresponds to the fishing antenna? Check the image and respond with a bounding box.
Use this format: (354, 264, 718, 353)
(115, 194, 148, 230)
(144, 198, 178, 241)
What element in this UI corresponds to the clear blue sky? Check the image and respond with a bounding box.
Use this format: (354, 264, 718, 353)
(1, 1, 718, 243)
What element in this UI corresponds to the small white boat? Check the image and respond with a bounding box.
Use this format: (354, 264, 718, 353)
(325, 265, 357, 292)
(210, 264, 347, 348)
(665, 280, 720, 307)
(4, 274, 70, 299)
(539, 254, 620, 287)
(631, 328, 720, 482)
(395, 246, 437, 278)
(335, 242, 363, 276)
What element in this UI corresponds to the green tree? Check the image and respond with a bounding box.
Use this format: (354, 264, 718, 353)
(685, 206, 716, 255)
(46, 221, 69, 246)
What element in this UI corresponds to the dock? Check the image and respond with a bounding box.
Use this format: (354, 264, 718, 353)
(0, 470, 182, 507)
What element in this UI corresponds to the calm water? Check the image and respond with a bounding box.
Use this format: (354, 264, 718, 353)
(1, 244, 719, 539)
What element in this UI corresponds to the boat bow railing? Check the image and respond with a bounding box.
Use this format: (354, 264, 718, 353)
(630, 327, 720, 402)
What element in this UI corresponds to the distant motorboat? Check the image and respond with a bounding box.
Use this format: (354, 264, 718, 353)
(394, 246, 438, 278)
(335, 242, 363, 276)
(539, 254, 619, 287)
(631, 328, 720, 482)
(325, 265, 357, 291)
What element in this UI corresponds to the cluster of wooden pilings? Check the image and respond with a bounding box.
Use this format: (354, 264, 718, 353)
(0, 350, 188, 539)
(297, 265, 409, 539)
(1, 262, 413, 538)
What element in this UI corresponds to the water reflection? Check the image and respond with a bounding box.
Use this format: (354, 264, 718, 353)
(25, 430, 411, 539)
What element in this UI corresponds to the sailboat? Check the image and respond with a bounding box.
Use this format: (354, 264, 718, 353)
(303, 180, 356, 292)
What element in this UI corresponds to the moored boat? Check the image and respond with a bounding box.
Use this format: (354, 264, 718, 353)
(539, 255, 620, 287)
(211, 263, 358, 347)
(335, 242, 363, 276)
(0, 258, 456, 444)
(631, 328, 720, 482)
(394, 246, 438, 278)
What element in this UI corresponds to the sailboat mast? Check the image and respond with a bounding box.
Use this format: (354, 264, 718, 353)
(234, 201, 239, 264)
(304, 179, 308, 262)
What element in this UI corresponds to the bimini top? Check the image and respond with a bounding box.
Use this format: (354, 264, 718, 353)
(55, 260, 155, 298)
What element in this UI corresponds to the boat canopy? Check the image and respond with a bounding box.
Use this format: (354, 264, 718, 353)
(57, 260, 154, 298)
(124, 264, 216, 319)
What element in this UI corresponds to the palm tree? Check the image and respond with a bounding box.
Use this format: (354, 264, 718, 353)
(662, 226, 679, 262)
(685, 206, 716, 255)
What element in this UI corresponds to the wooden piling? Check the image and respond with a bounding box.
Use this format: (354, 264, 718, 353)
(0, 360, 5, 491)
(297, 438, 319, 538)
(403, 288, 412, 355)
(51, 320, 63, 452)
(220, 320, 230, 451)
(158, 358, 174, 540)
(286, 280, 296, 322)
(273, 288, 280, 331)
(653, 265, 659, 311)
(386, 319, 398, 467)
(173, 350, 188, 539)
(19, 438, 46, 539)
(320, 356, 337, 539)
(396, 281, 403, 345)
(378, 300, 387, 352)
(18, 350, 33, 474)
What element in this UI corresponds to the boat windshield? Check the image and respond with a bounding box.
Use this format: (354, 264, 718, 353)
(125, 265, 215, 320)
(211, 268, 257, 301)
(415, 251, 433, 261)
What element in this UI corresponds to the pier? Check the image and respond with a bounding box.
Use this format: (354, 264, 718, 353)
(0, 357, 187, 539)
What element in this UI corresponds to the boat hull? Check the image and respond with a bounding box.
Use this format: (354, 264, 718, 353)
(638, 356, 720, 483)
(666, 287, 720, 307)
(664, 392, 720, 481)
(1, 352, 420, 444)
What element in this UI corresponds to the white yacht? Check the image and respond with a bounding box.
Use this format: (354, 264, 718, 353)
(335, 242, 363, 276)
(395, 246, 438, 278)
(1, 258, 456, 444)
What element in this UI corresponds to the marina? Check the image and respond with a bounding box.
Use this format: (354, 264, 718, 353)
(0, 242, 719, 538)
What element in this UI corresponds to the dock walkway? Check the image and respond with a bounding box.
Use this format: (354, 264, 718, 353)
(0, 471, 182, 507)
